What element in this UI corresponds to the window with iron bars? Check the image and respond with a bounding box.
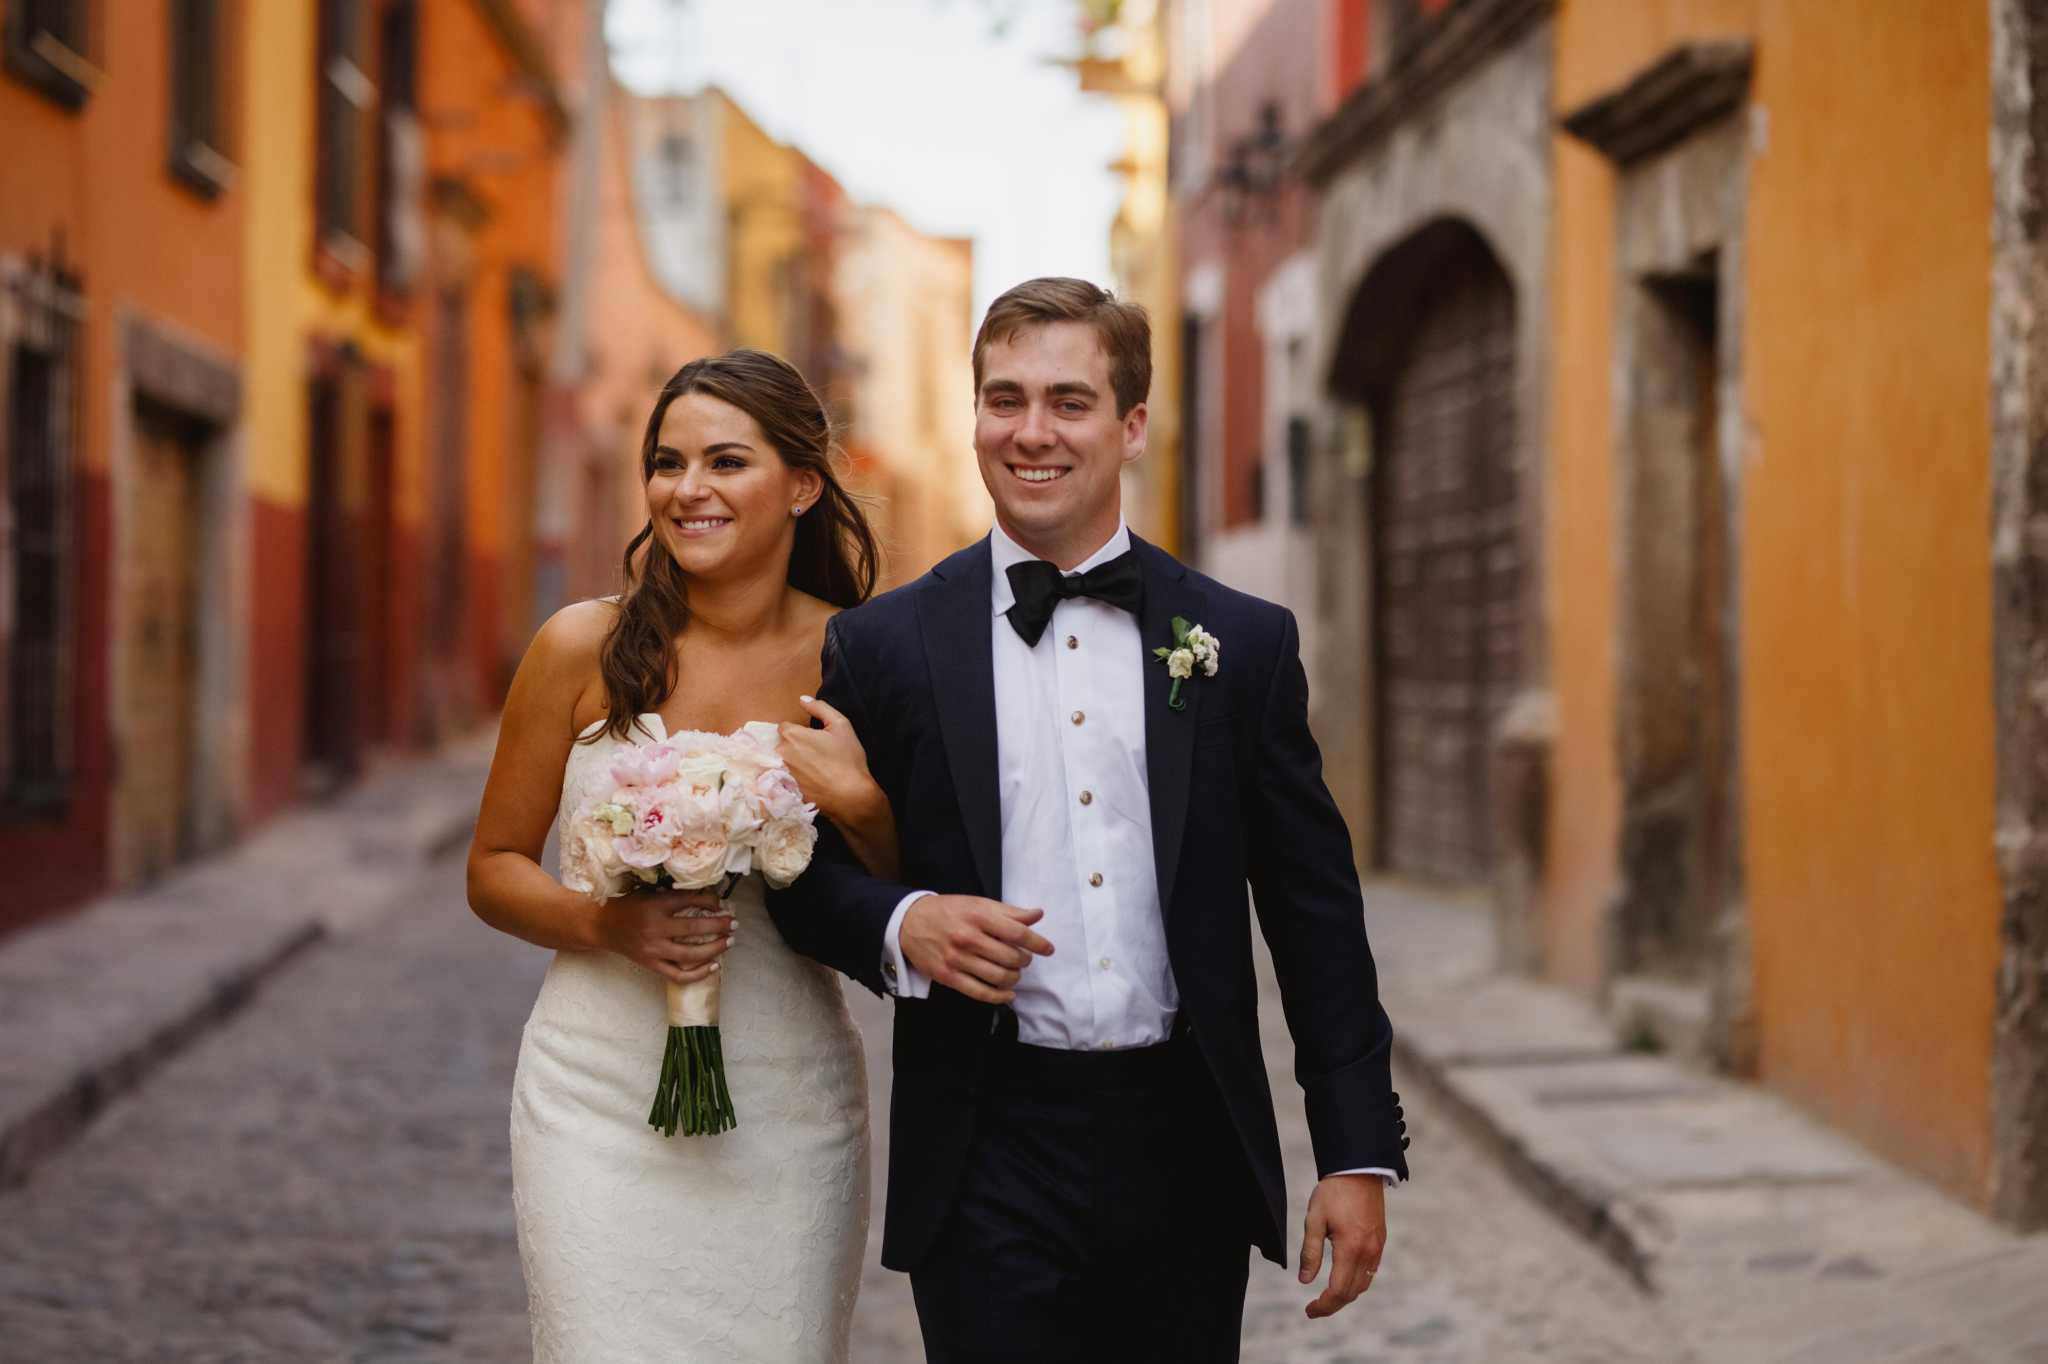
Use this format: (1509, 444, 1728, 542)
(3, 0, 99, 110)
(168, 0, 237, 198)
(1, 256, 84, 817)
(316, 0, 376, 273)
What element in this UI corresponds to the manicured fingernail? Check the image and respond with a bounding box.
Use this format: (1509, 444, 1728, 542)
(801, 694, 814, 704)
(725, 933, 736, 946)
(710, 961, 721, 972)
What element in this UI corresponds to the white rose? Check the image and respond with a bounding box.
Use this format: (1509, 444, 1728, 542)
(756, 817, 818, 888)
(1167, 647, 1195, 680)
(561, 819, 626, 899)
(720, 774, 765, 844)
(660, 788, 730, 889)
(664, 835, 730, 890)
(668, 747, 730, 795)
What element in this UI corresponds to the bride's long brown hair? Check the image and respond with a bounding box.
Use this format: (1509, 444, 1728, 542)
(595, 349, 881, 741)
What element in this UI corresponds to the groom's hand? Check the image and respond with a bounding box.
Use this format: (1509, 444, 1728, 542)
(900, 895, 1054, 1005)
(1299, 1173, 1387, 1319)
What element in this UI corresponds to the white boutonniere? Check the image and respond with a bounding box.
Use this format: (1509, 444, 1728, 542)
(1152, 617, 1220, 711)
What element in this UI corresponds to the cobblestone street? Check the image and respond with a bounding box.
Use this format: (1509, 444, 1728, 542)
(0, 846, 1685, 1362)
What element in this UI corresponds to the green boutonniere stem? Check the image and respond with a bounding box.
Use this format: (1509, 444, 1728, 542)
(1153, 615, 1194, 712)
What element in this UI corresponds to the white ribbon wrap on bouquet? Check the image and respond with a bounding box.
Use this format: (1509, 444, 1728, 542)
(666, 973, 721, 1028)
(664, 895, 732, 1028)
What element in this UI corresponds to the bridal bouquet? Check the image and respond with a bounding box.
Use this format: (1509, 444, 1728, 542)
(559, 721, 818, 1138)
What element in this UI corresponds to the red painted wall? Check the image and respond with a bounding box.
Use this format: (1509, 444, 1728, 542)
(0, 474, 112, 932)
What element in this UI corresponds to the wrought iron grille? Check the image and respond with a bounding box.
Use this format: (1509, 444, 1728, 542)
(2, 251, 84, 815)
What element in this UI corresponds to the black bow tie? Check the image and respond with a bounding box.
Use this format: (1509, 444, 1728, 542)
(1004, 551, 1145, 646)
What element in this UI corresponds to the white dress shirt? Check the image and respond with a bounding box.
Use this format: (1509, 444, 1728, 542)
(883, 520, 1178, 1047)
(879, 522, 1396, 1181)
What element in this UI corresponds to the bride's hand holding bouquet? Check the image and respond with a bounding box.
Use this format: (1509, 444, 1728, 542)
(591, 886, 732, 990)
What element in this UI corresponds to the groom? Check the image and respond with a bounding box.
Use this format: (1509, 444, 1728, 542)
(767, 277, 1408, 1363)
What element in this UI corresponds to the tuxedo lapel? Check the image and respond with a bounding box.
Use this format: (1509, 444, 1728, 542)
(1135, 537, 1204, 918)
(918, 539, 1003, 900)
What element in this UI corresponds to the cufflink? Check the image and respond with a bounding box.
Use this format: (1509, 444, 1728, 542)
(883, 961, 898, 983)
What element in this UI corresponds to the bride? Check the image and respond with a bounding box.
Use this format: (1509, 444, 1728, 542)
(465, 349, 894, 1362)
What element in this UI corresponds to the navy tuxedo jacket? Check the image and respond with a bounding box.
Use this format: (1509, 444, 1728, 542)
(765, 534, 1409, 1271)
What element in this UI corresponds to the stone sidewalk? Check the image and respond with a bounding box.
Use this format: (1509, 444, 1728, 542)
(1368, 880, 2048, 1364)
(0, 734, 494, 1190)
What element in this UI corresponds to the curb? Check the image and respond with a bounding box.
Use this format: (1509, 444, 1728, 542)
(0, 753, 485, 1191)
(1391, 1030, 1656, 1289)
(0, 920, 323, 1190)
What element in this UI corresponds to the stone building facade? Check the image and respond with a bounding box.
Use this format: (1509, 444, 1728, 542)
(1293, 0, 2043, 1226)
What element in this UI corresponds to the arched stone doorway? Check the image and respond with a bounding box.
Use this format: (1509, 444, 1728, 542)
(1338, 220, 1522, 886)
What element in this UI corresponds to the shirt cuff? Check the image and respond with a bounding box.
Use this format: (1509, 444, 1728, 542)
(1330, 1167, 1402, 1187)
(880, 891, 934, 999)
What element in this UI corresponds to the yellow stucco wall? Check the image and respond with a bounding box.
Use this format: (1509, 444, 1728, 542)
(1545, 0, 2001, 1202)
(716, 90, 805, 355)
(240, 0, 421, 515)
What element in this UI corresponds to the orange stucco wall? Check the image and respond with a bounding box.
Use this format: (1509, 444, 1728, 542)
(0, 1, 244, 927)
(1740, 1, 1999, 1202)
(1544, 0, 1755, 995)
(1546, 0, 2001, 1203)
(1, 1, 245, 468)
(420, 0, 567, 691)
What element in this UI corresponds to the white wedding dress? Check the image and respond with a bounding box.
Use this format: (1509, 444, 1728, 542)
(510, 715, 871, 1362)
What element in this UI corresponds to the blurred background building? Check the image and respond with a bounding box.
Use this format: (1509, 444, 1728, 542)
(2, 0, 2043, 1249)
(0, 0, 978, 932)
(1081, 0, 2045, 1231)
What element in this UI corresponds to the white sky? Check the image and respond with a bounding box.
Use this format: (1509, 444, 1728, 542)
(605, 0, 1125, 319)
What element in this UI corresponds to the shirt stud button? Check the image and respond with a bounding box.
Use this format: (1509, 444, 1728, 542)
(1098, 957, 1112, 971)
(1089, 872, 1103, 888)
(1079, 790, 1093, 806)
(1066, 635, 1078, 650)
(1071, 710, 1085, 726)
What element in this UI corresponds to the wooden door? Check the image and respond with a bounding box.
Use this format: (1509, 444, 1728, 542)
(304, 371, 363, 780)
(121, 409, 202, 881)
(1372, 242, 1521, 884)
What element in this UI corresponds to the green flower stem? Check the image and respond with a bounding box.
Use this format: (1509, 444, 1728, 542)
(646, 1025, 738, 1137)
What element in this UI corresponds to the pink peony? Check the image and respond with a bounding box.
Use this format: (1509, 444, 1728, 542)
(753, 766, 810, 824)
(609, 741, 680, 791)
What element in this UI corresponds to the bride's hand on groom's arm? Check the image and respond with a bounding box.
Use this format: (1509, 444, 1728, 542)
(779, 695, 901, 879)
(778, 695, 882, 828)
(598, 889, 735, 987)
(899, 896, 1055, 1005)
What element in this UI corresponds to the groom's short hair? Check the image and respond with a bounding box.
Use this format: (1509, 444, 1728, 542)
(973, 277, 1151, 417)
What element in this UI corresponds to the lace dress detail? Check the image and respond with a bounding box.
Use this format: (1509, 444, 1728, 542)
(510, 714, 871, 1363)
